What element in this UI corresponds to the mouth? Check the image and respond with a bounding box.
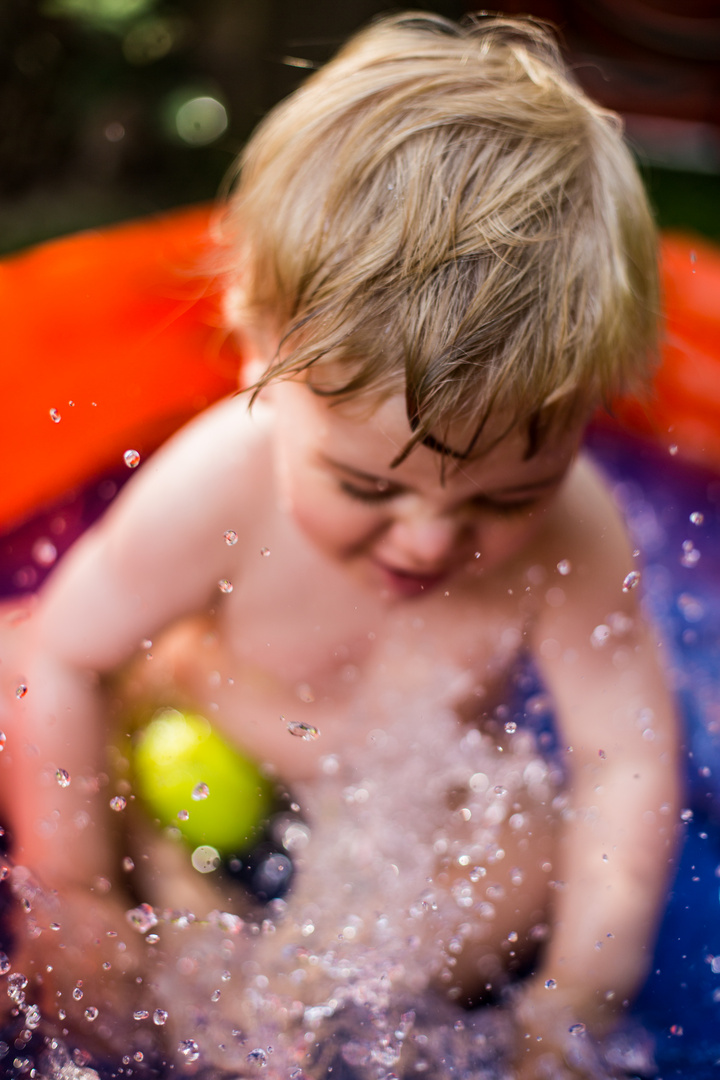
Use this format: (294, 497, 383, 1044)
(373, 560, 448, 598)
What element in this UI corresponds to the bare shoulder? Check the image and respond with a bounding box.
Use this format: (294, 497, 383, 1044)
(110, 395, 272, 524)
(536, 451, 635, 601)
(527, 451, 677, 751)
(33, 397, 276, 670)
(96, 395, 273, 563)
(525, 451, 643, 694)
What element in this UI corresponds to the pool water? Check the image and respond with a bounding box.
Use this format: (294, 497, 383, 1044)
(2, 423, 720, 1079)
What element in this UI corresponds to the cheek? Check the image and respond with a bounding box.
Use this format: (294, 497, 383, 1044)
(476, 514, 543, 566)
(289, 485, 384, 556)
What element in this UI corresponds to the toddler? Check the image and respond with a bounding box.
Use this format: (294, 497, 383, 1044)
(0, 12, 679, 1079)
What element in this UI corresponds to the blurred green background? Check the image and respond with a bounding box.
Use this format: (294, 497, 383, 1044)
(1, 0, 718, 254)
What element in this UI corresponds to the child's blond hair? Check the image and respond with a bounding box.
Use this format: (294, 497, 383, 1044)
(218, 11, 658, 460)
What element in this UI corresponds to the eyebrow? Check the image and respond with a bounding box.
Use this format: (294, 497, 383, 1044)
(320, 454, 566, 499)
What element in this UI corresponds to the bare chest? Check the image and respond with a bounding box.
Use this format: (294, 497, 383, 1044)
(144, 547, 528, 781)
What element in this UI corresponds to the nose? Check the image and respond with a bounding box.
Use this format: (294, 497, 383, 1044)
(384, 511, 468, 571)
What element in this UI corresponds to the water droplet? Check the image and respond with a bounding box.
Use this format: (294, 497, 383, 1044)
(72, 986, 83, 1001)
(544, 979, 557, 990)
(556, 559, 571, 576)
(122, 856, 135, 872)
(590, 624, 611, 648)
(286, 719, 320, 741)
(192, 782, 209, 801)
(678, 592, 704, 622)
(690, 511, 704, 526)
(178, 1039, 200, 1062)
(669, 444, 678, 456)
(178, 808, 189, 821)
(0, 953, 10, 975)
(123, 449, 141, 469)
(15, 684, 28, 699)
(622, 570, 641, 593)
(109, 795, 127, 812)
(681, 541, 701, 568)
(598, 749, 606, 759)
(55, 769, 71, 788)
(32, 538, 57, 567)
(569, 1023, 586, 1035)
(260, 546, 271, 558)
(153, 1009, 168, 1026)
(140, 638, 152, 650)
(84, 1007, 99, 1021)
(211, 989, 221, 1002)
(247, 1048, 268, 1066)
(0, 733, 6, 752)
(218, 578, 233, 593)
(24, 1003, 41, 1030)
(133, 1010, 150, 1021)
(191, 845, 220, 873)
(474, 551, 481, 559)
(7, 973, 27, 1001)
(224, 530, 238, 545)
(126, 903, 159, 934)
(49, 408, 61, 423)
(680, 808, 693, 822)
(504, 721, 517, 734)
(633, 548, 641, 558)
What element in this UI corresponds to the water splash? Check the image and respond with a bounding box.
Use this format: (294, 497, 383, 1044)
(622, 570, 641, 593)
(178, 1039, 200, 1062)
(286, 719, 320, 741)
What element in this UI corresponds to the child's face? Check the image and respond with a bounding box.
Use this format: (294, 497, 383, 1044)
(270, 381, 585, 598)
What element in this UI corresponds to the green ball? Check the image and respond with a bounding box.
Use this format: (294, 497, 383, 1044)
(132, 709, 273, 855)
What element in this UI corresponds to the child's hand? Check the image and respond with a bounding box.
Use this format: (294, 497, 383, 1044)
(507, 980, 656, 1080)
(2, 866, 164, 1071)
(507, 983, 612, 1080)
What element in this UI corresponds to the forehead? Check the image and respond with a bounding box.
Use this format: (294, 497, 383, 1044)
(279, 382, 586, 490)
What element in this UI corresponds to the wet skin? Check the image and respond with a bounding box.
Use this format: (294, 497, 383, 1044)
(0, 383, 679, 1076)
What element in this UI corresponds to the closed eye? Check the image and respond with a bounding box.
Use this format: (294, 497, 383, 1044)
(339, 480, 398, 504)
(474, 496, 541, 516)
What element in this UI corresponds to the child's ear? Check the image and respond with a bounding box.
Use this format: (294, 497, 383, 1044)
(233, 323, 281, 394)
(240, 357, 269, 392)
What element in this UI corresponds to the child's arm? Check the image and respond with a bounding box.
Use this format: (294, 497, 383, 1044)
(1, 396, 260, 884)
(516, 457, 680, 1074)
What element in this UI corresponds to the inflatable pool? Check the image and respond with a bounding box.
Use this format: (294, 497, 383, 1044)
(2, 209, 720, 1078)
